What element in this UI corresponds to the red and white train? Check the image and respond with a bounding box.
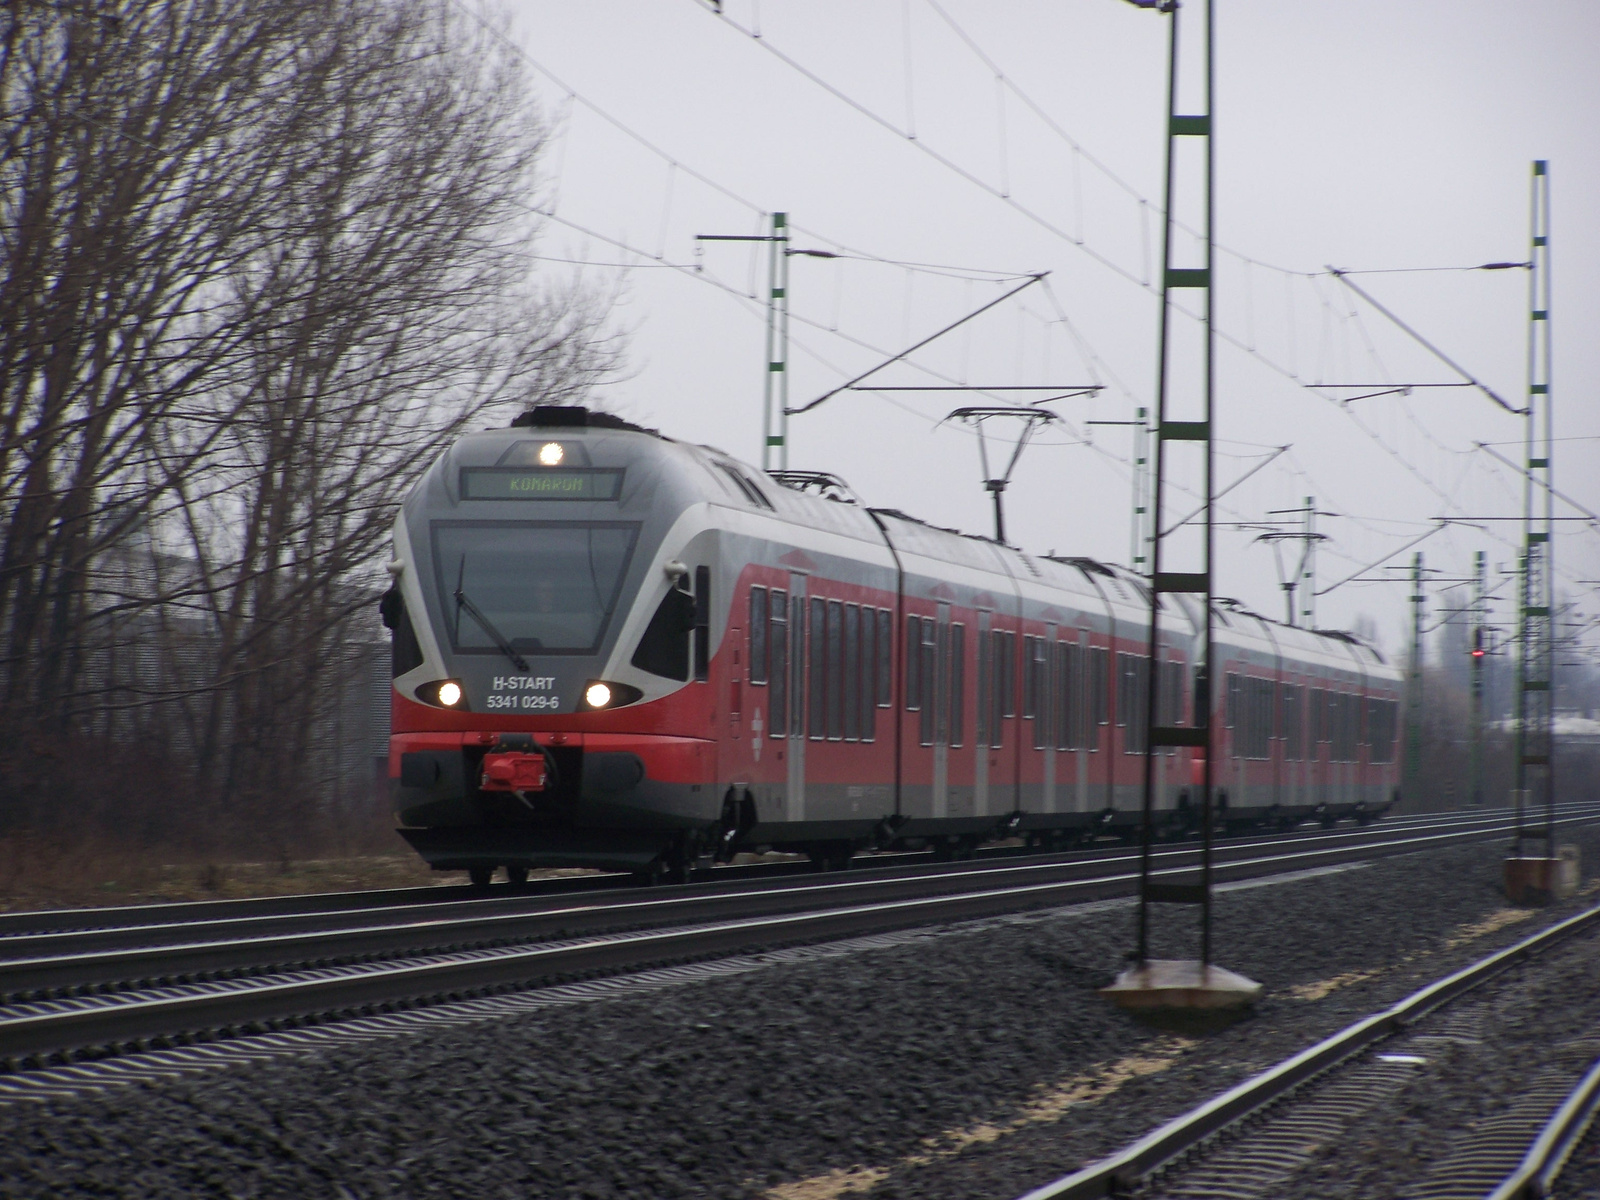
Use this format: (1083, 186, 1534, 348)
(382, 406, 1402, 882)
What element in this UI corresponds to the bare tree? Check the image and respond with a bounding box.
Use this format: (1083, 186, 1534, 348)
(0, 0, 618, 855)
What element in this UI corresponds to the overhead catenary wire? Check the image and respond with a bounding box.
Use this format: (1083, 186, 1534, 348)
(787, 274, 1048, 415)
(467, 2, 1599, 619)
(493, 0, 1559, 566)
(532, 208, 1065, 431)
(452, 0, 1029, 287)
(1328, 268, 1522, 415)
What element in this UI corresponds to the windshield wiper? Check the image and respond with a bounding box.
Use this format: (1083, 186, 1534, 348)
(454, 571, 530, 674)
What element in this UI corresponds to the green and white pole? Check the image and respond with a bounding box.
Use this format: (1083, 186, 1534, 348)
(1514, 161, 1555, 856)
(761, 212, 791, 471)
(1406, 550, 1425, 803)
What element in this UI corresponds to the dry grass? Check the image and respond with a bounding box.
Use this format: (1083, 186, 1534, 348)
(763, 1038, 1196, 1200)
(0, 835, 461, 913)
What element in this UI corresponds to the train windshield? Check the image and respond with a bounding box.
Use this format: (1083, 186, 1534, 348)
(431, 522, 640, 656)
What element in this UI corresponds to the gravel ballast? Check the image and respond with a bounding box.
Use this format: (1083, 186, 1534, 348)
(2, 822, 1598, 1200)
(1149, 912, 1600, 1200)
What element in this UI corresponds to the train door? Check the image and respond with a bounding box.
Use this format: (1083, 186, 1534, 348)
(786, 575, 807, 821)
(974, 610, 991, 816)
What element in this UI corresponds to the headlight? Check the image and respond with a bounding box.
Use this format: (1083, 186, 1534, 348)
(414, 679, 468, 709)
(538, 441, 565, 466)
(579, 680, 642, 710)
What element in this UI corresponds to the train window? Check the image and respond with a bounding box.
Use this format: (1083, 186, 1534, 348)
(808, 597, 826, 739)
(1022, 636, 1038, 720)
(1225, 672, 1239, 731)
(843, 604, 860, 741)
(693, 566, 711, 681)
(1116, 653, 1128, 727)
(826, 600, 844, 740)
(1153, 660, 1184, 754)
(875, 609, 892, 708)
(919, 618, 939, 747)
(986, 629, 1011, 748)
(1029, 638, 1049, 750)
(985, 633, 998, 748)
(769, 590, 788, 735)
(1050, 642, 1064, 749)
(748, 587, 768, 685)
(976, 627, 991, 748)
(434, 522, 639, 657)
(1249, 677, 1275, 760)
(1088, 646, 1108, 744)
(1139, 657, 1152, 751)
(998, 631, 1016, 719)
(1192, 666, 1208, 732)
(1367, 697, 1397, 763)
(1055, 641, 1078, 750)
(905, 615, 923, 712)
(1115, 653, 1130, 727)
(630, 583, 695, 681)
(1282, 684, 1302, 760)
(790, 593, 806, 736)
(1331, 692, 1360, 762)
(859, 610, 877, 742)
(1117, 653, 1149, 754)
(948, 623, 965, 747)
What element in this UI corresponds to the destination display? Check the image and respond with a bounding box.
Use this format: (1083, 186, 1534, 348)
(461, 467, 623, 501)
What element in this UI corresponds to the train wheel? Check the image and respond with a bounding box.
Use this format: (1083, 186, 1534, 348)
(634, 858, 668, 887)
(505, 865, 529, 886)
(468, 866, 493, 888)
(663, 855, 692, 885)
(807, 841, 853, 872)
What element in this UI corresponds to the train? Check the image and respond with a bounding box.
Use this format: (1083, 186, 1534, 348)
(381, 405, 1403, 883)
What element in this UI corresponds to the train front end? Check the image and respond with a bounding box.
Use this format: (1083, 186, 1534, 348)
(382, 407, 718, 879)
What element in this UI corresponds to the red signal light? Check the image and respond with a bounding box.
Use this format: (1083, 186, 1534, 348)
(1471, 649, 1485, 658)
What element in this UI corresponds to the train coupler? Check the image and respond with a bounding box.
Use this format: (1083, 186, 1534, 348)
(480, 751, 549, 794)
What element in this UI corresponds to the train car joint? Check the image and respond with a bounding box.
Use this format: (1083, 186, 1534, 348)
(873, 813, 909, 850)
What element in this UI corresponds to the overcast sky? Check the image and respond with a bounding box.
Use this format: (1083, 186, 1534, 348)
(498, 0, 1598, 663)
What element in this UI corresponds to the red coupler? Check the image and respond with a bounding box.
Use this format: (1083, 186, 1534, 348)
(480, 751, 548, 792)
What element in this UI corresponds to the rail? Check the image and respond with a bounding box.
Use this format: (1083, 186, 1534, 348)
(1486, 1054, 1600, 1200)
(1016, 900, 1600, 1200)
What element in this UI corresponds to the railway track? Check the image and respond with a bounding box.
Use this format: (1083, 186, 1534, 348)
(0, 808, 1558, 992)
(1016, 878, 1600, 1200)
(0, 804, 1557, 944)
(0, 805, 1591, 1076)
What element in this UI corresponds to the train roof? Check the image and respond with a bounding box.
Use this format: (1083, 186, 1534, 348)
(498, 405, 1391, 675)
